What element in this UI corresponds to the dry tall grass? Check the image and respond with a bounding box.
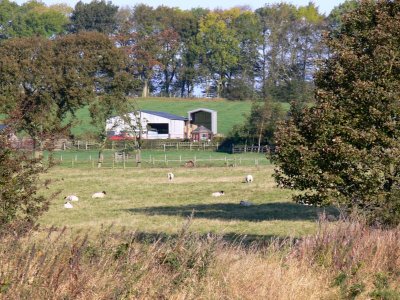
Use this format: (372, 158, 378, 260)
(0, 219, 399, 299)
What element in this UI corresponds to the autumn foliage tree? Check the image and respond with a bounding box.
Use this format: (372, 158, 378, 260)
(273, 0, 400, 226)
(0, 32, 134, 156)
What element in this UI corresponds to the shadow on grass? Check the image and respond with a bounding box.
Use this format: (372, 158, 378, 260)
(124, 202, 338, 222)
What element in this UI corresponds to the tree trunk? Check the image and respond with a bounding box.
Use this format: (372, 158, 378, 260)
(257, 120, 265, 153)
(97, 137, 107, 168)
(33, 137, 43, 159)
(136, 148, 141, 167)
(142, 79, 149, 98)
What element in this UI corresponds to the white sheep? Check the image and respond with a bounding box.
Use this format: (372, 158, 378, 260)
(239, 200, 253, 207)
(64, 201, 73, 209)
(244, 174, 254, 183)
(167, 172, 174, 181)
(211, 191, 225, 197)
(92, 191, 106, 198)
(65, 195, 79, 202)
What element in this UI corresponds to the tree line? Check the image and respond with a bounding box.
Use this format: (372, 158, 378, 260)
(0, 0, 358, 101)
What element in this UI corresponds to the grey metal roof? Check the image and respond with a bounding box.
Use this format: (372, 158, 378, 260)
(141, 110, 187, 121)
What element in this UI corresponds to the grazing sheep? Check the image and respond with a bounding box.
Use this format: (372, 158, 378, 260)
(65, 195, 79, 202)
(167, 172, 174, 181)
(92, 191, 106, 199)
(239, 200, 253, 207)
(211, 191, 225, 197)
(64, 201, 73, 209)
(244, 175, 254, 183)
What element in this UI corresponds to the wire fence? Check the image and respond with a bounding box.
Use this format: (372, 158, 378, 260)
(51, 152, 270, 169)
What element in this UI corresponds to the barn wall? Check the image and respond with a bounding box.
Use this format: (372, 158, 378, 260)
(106, 112, 185, 139)
(169, 120, 185, 139)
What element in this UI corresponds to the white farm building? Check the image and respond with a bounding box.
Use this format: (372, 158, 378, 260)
(106, 110, 188, 139)
(106, 108, 217, 140)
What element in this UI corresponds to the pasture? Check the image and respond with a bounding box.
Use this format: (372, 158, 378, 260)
(39, 163, 335, 240)
(47, 149, 271, 168)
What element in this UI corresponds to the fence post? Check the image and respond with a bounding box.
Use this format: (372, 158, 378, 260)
(176, 143, 179, 150)
(85, 141, 88, 150)
(89, 155, 92, 161)
(75, 155, 77, 162)
(60, 155, 63, 161)
(164, 154, 167, 163)
(216, 142, 219, 150)
(232, 144, 234, 154)
(123, 153, 126, 169)
(112, 154, 115, 169)
(163, 144, 166, 152)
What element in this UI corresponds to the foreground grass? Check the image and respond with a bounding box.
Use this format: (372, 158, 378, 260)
(0, 220, 398, 299)
(38, 165, 331, 239)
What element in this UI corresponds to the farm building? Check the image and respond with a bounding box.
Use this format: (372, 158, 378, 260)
(191, 125, 213, 142)
(106, 108, 218, 140)
(106, 110, 187, 140)
(187, 108, 217, 135)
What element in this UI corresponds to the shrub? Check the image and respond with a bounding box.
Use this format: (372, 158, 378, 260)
(0, 132, 52, 233)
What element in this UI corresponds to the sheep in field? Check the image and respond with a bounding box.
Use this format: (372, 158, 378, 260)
(64, 202, 73, 209)
(92, 191, 106, 199)
(244, 174, 254, 183)
(65, 195, 79, 202)
(211, 191, 225, 197)
(167, 172, 174, 181)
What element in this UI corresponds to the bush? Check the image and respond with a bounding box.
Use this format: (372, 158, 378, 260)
(0, 132, 52, 233)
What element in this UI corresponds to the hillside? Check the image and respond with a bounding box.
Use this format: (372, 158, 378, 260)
(71, 97, 254, 138)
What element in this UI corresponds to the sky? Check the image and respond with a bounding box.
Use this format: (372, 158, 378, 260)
(15, 0, 345, 16)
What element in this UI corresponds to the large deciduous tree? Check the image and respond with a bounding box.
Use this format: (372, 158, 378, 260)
(0, 0, 69, 40)
(69, 0, 118, 34)
(273, 0, 400, 226)
(0, 32, 135, 158)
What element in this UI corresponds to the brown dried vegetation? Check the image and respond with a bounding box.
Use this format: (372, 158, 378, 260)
(0, 218, 398, 299)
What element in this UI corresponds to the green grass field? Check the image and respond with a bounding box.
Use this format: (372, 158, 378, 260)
(47, 149, 271, 168)
(39, 163, 337, 241)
